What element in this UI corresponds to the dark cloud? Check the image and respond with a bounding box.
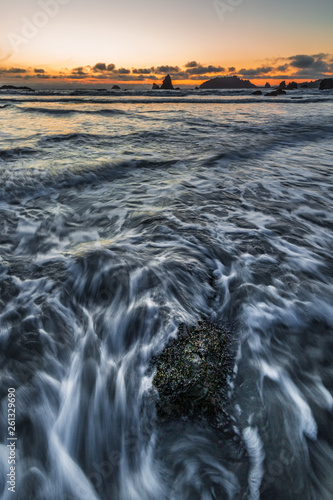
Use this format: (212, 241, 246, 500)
(288, 54, 332, 76)
(238, 66, 273, 77)
(185, 61, 198, 68)
(36, 74, 50, 79)
(186, 65, 225, 75)
(156, 65, 180, 74)
(34, 68, 45, 74)
(289, 55, 315, 68)
(132, 68, 153, 74)
(106, 64, 115, 71)
(71, 66, 89, 78)
(277, 64, 289, 71)
(228, 67, 236, 72)
(1, 67, 27, 74)
(92, 63, 107, 72)
(114, 68, 130, 75)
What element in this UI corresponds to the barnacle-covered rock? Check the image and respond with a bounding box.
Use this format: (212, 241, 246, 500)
(151, 319, 234, 425)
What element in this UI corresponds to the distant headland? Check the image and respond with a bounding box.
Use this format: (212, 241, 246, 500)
(0, 85, 34, 91)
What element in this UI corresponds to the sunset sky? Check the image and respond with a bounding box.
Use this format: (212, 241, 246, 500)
(0, 0, 332, 87)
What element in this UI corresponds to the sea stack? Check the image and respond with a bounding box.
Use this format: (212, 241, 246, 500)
(319, 78, 333, 90)
(152, 83, 160, 89)
(160, 74, 174, 90)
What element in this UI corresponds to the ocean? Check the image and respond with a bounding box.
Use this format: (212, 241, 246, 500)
(0, 87, 333, 500)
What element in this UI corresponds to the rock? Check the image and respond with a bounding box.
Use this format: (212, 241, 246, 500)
(264, 82, 271, 88)
(300, 84, 308, 88)
(252, 90, 262, 95)
(286, 81, 297, 90)
(111, 85, 121, 90)
(152, 83, 160, 89)
(298, 79, 321, 89)
(278, 80, 286, 89)
(199, 76, 256, 89)
(265, 89, 286, 96)
(160, 74, 174, 90)
(319, 78, 333, 90)
(151, 319, 234, 425)
(175, 87, 181, 90)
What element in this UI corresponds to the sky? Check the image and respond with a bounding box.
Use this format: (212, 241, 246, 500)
(0, 0, 332, 87)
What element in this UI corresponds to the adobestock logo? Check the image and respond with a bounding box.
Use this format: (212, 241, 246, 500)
(213, 0, 244, 22)
(7, 0, 71, 53)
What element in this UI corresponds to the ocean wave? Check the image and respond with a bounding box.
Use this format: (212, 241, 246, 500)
(0, 158, 175, 201)
(0, 146, 40, 160)
(19, 106, 129, 116)
(1, 96, 332, 108)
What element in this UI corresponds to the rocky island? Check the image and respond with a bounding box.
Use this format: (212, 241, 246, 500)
(199, 76, 256, 89)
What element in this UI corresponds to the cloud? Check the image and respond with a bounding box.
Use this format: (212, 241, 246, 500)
(92, 62, 107, 72)
(34, 68, 45, 74)
(289, 55, 315, 68)
(185, 61, 198, 68)
(114, 68, 130, 74)
(287, 53, 332, 77)
(276, 64, 289, 71)
(132, 67, 154, 74)
(155, 65, 180, 74)
(71, 67, 89, 77)
(228, 67, 236, 72)
(185, 64, 225, 75)
(0, 67, 27, 74)
(92, 63, 117, 72)
(238, 66, 273, 77)
(36, 74, 50, 79)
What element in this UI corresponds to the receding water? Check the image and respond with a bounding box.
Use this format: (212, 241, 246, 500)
(0, 88, 333, 500)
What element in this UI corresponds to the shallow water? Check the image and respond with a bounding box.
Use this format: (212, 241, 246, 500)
(0, 88, 333, 499)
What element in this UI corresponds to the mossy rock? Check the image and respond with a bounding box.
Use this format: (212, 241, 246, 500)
(151, 319, 234, 425)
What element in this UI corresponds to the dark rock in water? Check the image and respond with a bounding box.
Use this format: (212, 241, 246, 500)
(152, 83, 160, 89)
(160, 74, 174, 90)
(151, 319, 234, 426)
(265, 89, 286, 96)
(319, 78, 333, 90)
(300, 84, 308, 88)
(111, 85, 121, 90)
(278, 80, 286, 89)
(286, 81, 297, 90)
(199, 76, 256, 89)
(264, 82, 271, 88)
(252, 90, 262, 95)
(175, 87, 181, 90)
